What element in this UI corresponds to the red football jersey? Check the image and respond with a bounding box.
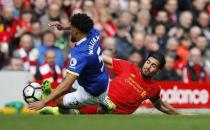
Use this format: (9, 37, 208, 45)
(109, 59, 161, 114)
(80, 59, 161, 114)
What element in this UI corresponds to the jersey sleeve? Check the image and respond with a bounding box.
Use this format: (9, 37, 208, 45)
(66, 52, 87, 76)
(149, 85, 161, 100)
(112, 59, 132, 74)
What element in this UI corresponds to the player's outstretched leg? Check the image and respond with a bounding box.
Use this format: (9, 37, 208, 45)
(58, 106, 80, 115)
(56, 96, 80, 115)
(39, 81, 80, 115)
(99, 96, 116, 114)
(39, 97, 80, 115)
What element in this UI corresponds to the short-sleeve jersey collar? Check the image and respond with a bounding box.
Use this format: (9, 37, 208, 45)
(75, 37, 87, 46)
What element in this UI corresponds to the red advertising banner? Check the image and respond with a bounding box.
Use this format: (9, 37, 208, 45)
(141, 82, 210, 108)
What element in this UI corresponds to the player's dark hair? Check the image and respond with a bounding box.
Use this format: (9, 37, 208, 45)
(70, 13, 94, 34)
(148, 52, 166, 69)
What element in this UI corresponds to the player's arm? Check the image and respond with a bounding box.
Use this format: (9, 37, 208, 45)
(150, 97, 182, 115)
(102, 54, 131, 74)
(102, 53, 113, 68)
(48, 21, 70, 31)
(28, 73, 77, 110)
(42, 73, 77, 104)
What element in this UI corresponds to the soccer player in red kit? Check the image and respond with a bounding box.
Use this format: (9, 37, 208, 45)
(80, 52, 181, 114)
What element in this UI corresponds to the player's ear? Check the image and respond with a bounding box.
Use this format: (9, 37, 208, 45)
(74, 29, 80, 36)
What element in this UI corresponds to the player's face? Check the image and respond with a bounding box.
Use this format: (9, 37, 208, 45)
(141, 57, 160, 78)
(69, 25, 78, 42)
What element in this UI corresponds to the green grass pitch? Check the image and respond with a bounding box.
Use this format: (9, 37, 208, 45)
(0, 114, 210, 130)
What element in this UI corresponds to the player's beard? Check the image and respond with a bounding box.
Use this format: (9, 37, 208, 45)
(141, 69, 152, 79)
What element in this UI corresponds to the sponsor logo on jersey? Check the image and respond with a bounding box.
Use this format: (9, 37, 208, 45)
(124, 76, 147, 98)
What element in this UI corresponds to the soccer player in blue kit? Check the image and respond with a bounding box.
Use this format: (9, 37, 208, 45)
(28, 13, 115, 114)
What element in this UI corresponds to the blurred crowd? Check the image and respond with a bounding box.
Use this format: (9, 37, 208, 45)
(0, 0, 210, 85)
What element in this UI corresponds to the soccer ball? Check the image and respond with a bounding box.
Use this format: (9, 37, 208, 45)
(23, 82, 42, 103)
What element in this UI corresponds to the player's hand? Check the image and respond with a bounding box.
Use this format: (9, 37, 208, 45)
(48, 21, 64, 30)
(28, 101, 46, 111)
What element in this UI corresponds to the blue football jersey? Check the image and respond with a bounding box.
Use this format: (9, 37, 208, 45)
(67, 28, 109, 96)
